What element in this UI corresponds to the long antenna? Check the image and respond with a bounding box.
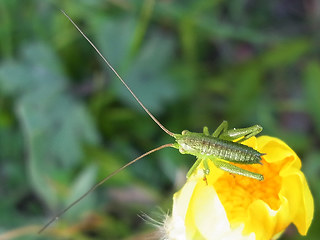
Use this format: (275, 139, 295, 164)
(39, 143, 174, 233)
(61, 10, 175, 137)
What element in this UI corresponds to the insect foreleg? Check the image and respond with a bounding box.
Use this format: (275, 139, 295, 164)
(219, 124, 263, 142)
(187, 158, 210, 179)
(213, 159, 264, 181)
(203, 159, 210, 175)
(186, 158, 202, 178)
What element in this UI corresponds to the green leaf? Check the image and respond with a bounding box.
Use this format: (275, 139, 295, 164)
(64, 165, 97, 221)
(260, 39, 311, 69)
(120, 33, 177, 113)
(0, 42, 98, 212)
(94, 16, 178, 114)
(304, 60, 320, 135)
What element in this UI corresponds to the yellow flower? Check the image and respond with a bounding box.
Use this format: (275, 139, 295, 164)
(163, 136, 314, 240)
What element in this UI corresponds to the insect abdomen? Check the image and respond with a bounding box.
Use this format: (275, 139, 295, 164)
(184, 135, 263, 164)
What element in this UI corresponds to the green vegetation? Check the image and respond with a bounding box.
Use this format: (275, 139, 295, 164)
(0, 0, 319, 239)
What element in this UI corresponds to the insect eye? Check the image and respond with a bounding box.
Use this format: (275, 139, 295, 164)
(182, 130, 189, 135)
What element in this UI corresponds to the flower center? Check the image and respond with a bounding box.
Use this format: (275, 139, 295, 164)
(210, 158, 284, 223)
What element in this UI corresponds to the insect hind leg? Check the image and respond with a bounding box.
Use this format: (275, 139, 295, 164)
(218, 124, 263, 142)
(212, 120, 229, 137)
(213, 159, 264, 181)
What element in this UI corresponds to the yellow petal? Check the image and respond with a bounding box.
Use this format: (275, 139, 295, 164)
(165, 135, 314, 240)
(280, 171, 314, 235)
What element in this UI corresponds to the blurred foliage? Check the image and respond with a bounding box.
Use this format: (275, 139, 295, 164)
(0, 0, 319, 239)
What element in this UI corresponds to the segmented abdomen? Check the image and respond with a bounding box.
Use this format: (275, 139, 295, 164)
(187, 135, 263, 164)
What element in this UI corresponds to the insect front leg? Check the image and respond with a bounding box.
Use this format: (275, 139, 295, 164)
(219, 124, 263, 142)
(187, 158, 211, 179)
(187, 158, 203, 178)
(212, 158, 264, 181)
(203, 159, 210, 175)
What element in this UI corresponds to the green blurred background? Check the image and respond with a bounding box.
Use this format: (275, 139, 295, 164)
(0, 0, 319, 239)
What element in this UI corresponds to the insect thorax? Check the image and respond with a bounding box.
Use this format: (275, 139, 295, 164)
(174, 132, 263, 164)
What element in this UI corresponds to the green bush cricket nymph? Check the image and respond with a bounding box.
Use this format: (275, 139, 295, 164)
(39, 10, 265, 234)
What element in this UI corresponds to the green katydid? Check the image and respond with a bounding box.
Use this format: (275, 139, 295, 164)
(39, 10, 264, 233)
